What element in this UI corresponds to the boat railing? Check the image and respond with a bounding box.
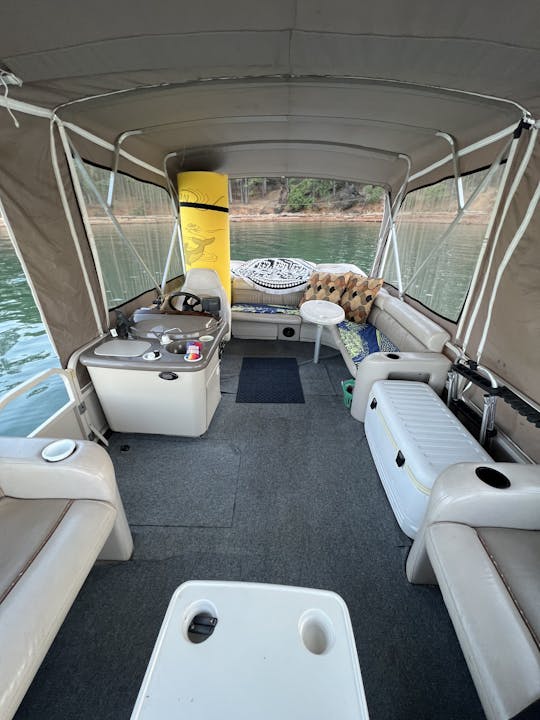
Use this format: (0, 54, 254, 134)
(0, 367, 85, 439)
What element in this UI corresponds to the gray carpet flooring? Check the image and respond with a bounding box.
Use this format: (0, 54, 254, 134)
(15, 339, 484, 720)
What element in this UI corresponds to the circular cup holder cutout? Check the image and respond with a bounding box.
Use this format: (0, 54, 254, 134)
(183, 600, 218, 644)
(386, 353, 400, 360)
(299, 609, 335, 656)
(41, 439, 77, 463)
(475, 466, 511, 489)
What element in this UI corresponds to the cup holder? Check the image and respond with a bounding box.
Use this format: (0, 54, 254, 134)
(386, 353, 400, 360)
(166, 341, 187, 355)
(299, 609, 335, 656)
(183, 600, 218, 644)
(475, 466, 511, 489)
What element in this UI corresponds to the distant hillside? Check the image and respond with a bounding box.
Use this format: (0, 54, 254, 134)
(229, 177, 384, 219)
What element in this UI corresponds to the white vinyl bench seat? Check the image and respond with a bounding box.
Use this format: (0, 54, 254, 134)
(0, 438, 133, 720)
(407, 463, 540, 720)
(231, 271, 452, 419)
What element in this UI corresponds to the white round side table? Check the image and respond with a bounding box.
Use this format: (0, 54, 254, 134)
(300, 300, 345, 363)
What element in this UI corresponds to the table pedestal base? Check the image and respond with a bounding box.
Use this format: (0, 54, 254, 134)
(313, 324, 323, 363)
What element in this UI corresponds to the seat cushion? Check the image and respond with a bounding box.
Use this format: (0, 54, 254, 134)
(477, 528, 540, 647)
(337, 320, 399, 366)
(0, 498, 115, 720)
(231, 303, 301, 317)
(426, 522, 540, 720)
(0, 497, 72, 603)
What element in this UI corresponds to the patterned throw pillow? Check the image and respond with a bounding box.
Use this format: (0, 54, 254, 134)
(299, 272, 352, 305)
(340, 276, 384, 323)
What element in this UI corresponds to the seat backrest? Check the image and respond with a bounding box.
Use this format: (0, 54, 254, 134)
(182, 268, 231, 339)
(231, 276, 304, 306)
(370, 293, 450, 352)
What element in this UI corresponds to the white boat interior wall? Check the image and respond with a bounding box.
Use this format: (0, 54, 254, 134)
(0, 0, 539, 460)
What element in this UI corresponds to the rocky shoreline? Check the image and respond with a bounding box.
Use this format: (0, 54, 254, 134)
(229, 211, 383, 222)
(229, 211, 487, 224)
(0, 210, 489, 235)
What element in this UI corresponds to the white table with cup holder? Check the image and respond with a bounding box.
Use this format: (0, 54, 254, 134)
(299, 300, 345, 363)
(131, 581, 369, 720)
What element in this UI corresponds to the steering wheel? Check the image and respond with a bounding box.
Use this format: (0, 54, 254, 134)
(167, 291, 204, 313)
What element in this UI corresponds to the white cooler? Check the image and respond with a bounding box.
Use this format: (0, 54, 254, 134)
(131, 581, 369, 720)
(365, 380, 491, 538)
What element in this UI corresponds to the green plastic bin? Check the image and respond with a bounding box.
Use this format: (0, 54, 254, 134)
(341, 379, 355, 409)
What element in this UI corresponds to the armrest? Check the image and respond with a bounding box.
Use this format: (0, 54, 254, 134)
(420, 462, 540, 528)
(406, 462, 540, 584)
(0, 437, 117, 505)
(350, 351, 451, 421)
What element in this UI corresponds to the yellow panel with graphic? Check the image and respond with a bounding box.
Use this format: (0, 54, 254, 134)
(177, 171, 231, 301)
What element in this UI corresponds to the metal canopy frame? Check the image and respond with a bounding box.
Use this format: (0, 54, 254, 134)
(107, 129, 143, 208)
(68, 137, 166, 299)
(381, 132, 514, 306)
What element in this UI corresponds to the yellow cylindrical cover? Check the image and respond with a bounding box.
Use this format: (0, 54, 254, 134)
(178, 171, 230, 300)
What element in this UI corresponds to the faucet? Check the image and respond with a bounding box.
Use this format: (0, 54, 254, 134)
(150, 329, 183, 346)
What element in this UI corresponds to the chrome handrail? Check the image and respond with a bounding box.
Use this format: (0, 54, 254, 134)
(0, 367, 76, 412)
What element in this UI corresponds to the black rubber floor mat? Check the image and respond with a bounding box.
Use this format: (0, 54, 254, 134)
(236, 357, 305, 403)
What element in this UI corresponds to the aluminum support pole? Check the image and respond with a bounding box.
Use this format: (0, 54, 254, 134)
(457, 132, 520, 343)
(69, 139, 163, 296)
(382, 192, 404, 296)
(402, 135, 513, 297)
(160, 222, 179, 293)
(50, 119, 104, 335)
(57, 121, 110, 318)
(371, 155, 410, 278)
(436, 132, 464, 210)
(107, 130, 143, 208)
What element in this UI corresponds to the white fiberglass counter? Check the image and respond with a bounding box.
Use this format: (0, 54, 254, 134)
(80, 321, 226, 436)
(131, 581, 370, 720)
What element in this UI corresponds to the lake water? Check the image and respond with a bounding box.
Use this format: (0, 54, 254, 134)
(0, 219, 482, 435)
(230, 220, 379, 269)
(0, 238, 69, 435)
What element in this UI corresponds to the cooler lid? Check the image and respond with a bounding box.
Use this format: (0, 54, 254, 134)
(369, 381, 491, 493)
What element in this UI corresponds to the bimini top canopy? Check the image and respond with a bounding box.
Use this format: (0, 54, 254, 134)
(1, 0, 539, 193)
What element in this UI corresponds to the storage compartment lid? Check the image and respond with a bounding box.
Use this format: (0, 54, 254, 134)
(369, 381, 491, 493)
(94, 339, 151, 357)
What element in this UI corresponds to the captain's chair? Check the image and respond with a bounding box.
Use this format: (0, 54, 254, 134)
(181, 268, 231, 340)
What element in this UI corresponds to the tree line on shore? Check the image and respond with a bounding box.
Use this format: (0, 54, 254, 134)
(229, 177, 384, 213)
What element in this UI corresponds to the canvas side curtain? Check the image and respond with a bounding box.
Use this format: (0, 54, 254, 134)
(0, 112, 108, 366)
(457, 130, 540, 461)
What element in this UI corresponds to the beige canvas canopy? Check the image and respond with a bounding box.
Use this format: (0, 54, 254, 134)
(0, 1, 538, 453)
(1, 0, 537, 190)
